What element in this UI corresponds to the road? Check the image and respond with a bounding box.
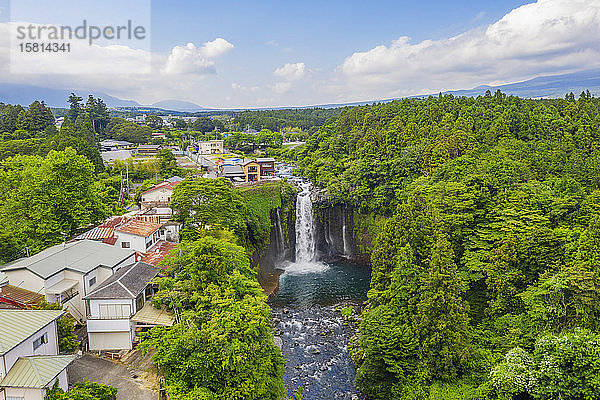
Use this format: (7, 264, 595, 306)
(68, 354, 158, 400)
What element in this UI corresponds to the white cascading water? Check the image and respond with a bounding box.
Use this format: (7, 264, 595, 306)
(342, 208, 351, 257)
(295, 182, 316, 262)
(284, 182, 328, 274)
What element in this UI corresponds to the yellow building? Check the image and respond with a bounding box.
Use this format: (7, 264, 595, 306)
(242, 161, 261, 182)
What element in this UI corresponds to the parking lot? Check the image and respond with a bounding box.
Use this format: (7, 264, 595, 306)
(68, 354, 158, 400)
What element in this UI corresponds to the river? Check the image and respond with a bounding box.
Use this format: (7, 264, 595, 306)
(269, 182, 371, 400)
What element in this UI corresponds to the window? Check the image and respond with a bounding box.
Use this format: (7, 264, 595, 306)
(136, 294, 144, 313)
(121, 242, 131, 248)
(89, 277, 96, 287)
(33, 332, 48, 350)
(7, 396, 25, 400)
(98, 303, 131, 319)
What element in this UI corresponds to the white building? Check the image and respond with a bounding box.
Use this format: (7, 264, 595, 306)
(140, 181, 179, 209)
(0, 241, 136, 323)
(0, 310, 76, 400)
(114, 219, 166, 253)
(196, 140, 224, 155)
(83, 262, 170, 351)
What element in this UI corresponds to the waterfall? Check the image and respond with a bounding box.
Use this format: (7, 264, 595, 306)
(295, 182, 316, 263)
(275, 208, 285, 259)
(342, 207, 351, 257)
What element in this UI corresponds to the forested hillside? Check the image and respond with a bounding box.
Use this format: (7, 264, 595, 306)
(295, 91, 600, 399)
(232, 108, 341, 133)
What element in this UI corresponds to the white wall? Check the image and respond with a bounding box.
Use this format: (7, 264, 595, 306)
(141, 187, 173, 204)
(2, 270, 44, 294)
(88, 298, 135, 319)
(82, 268, 99, 296)
(87, 318, 132, 333)
(54, 369, 68, 391)
(115, 232, 150, 253)
(4, 387, 45, 400)
(112, 254, 137, 272)
(44, 271, 65, 290)
(89, 331, 132, 351)
(0, 320, 58, 379)
(164, 224, 180, 242)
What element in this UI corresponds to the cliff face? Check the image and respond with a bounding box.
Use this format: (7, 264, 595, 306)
(256, 200, 296, 295)
(313, 204, 382, 265)
(257, 187, 381, 295)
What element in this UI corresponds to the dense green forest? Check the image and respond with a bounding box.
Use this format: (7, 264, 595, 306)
(232, 108, 341, 133)
(292, 90, 600, 399)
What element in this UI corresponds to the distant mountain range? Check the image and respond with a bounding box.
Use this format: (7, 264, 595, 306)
(1, 69, 599, 112)
(149, 99, 212, 112)
(0, 83, 142, 109)
(440, 69, 600, 99)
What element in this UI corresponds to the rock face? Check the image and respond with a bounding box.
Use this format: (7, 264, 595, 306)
(312, 194, 375, 264)
(314, 205, 354, 260)
(256, 207, 293, 296)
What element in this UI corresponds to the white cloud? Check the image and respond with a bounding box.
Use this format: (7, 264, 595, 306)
(200, 37, 235, 58)
(336, 0, 600, 100)
(163, 38, 234, 75)
(232, 83, 260, 92)
(274, 62, 307, 81)
(273, 82, 292, 94)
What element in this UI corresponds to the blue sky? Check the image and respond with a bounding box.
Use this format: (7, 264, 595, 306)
(1, 0, 599, 108)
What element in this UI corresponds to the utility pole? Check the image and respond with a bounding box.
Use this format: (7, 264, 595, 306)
(126, 162, 130, 199)
(119, 170, 123, 203)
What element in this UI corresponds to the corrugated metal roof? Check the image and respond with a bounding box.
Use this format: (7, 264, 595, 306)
(222, 165, 245, 177)
(115, 220, 163, 237)
(99, 216, 128, 229)
(141, 181, 179, 195)
(0, 285, 44, 308)
(74, 227, 115, 241)
(140, 241, 177, 267)
(0, 240, 135, 279)
(0, 355, 76, 388)
(131, 302, 174, 326)
(0, 310, 64, 355)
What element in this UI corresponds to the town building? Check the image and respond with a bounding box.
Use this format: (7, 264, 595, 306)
(100, 140, 133, 151)
(222, 165, 246, 182)
(0, 309, 76, 400)
(136, 145, 162, 157)
(0, 241, 136, 323)
(0, 272, 44, 310)
(114, 220, 165, 253)
(140, 181, 179, 209)
(256, 158, 275, 176)
(195, 140, 224, 155)
(242, 160, 261, 182)
(83, 261, 172, 351)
